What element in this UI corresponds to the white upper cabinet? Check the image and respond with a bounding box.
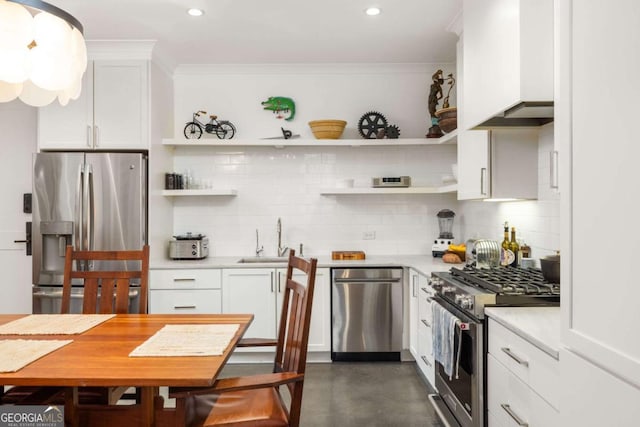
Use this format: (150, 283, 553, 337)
(462, 0, 553, 129)
(458, 128, 538, 201)
(38, 60, 149, 151)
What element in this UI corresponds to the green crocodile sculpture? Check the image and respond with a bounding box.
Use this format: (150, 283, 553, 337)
(261, 96, 295, 121)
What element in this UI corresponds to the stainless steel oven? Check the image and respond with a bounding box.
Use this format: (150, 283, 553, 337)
(429, 295, 484, 427)
(428, 266, 560, 427)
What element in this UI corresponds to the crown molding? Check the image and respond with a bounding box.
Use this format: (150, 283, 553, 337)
(86, 40, 156, 61)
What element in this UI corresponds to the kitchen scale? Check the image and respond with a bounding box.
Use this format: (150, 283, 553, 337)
(432, 209, 455, 257)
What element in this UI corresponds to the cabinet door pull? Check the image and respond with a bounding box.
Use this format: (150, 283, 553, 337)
(480, 167, 488, 196)
(86, 125, 92, 147)
(412, 276, 417, 298)
(501, 347, 529, 366)
(421, 319, 431, 328)
(549, 150, 559, 189)
(94, 125, 100, 147)
(420, 355, 432, 367)
(173, 305, 196, 310)
(270, 271, 275, 293)
(173, 278, 196, 282)
(500, 404, 529, 426)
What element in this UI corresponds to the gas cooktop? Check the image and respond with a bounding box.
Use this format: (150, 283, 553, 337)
(431, 266, 560, 319)
(450, 265, 560, 296)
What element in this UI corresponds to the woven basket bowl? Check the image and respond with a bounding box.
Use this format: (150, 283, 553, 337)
(308, 120, 347, 139)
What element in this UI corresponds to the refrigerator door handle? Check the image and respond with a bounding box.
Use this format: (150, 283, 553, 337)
(88, 165, 95, 253)
(82, 163, 90, 254)
(75, 164, 83, 251)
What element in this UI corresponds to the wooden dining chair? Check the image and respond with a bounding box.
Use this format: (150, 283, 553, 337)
(1, 244, 150, 406)
(162, 249, 317, 427)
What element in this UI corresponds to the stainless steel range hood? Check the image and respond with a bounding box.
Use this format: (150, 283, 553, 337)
(473, 101, 554, 128)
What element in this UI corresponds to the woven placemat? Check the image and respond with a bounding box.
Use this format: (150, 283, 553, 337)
(0, 314, 115, 335)
(129, 324, 240, 357)
(0, 339, 73, 372)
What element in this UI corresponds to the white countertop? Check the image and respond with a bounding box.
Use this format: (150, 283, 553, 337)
(484, 306, 561, 359)
(150, 254, 457, 276)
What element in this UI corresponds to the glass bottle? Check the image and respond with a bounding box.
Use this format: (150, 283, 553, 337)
(500, 221, 513, 266)
(510, 227, 520, 267)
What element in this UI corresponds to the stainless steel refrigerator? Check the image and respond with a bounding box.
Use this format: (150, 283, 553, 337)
(32, 152, 147, 314)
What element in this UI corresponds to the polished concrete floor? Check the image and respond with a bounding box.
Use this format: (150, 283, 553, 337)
(219, 362, 446, 427)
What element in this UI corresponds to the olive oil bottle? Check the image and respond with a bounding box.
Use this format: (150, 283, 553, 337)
(510, 227, 520, 267)
(500, 222, 514, 266)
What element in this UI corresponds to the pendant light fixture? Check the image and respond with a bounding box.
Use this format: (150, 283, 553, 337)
(0, 0, 87, 107)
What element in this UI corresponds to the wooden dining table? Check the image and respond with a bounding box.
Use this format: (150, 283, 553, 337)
(0, 313, 253, 427)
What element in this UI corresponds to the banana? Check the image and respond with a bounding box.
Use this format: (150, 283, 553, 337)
(448, 243, 466, 252)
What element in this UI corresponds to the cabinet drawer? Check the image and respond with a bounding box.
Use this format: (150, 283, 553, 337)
(488, 354, 559, 427)
(417, 328, 435, 389)
(150, 269, 222, 290)
(488, 319, 559, 409)
(149, 289, 221, 314)
(418, 286, 435, 324)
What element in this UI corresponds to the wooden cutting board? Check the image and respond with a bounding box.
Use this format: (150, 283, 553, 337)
(331, 251, 366, 260)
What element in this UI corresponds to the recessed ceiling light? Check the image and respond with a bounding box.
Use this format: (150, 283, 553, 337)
(187, 8, 204, 17)
(365, 7, 381, 16)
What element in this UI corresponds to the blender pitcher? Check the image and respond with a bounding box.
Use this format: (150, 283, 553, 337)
(437, 209, 455, 239)
(432, 209, 455, 257)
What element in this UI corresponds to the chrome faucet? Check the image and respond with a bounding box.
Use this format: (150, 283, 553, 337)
(277, 218, 288, 257)
(255, 229, 264, 257)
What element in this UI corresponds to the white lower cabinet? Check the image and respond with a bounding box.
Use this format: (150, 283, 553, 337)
(409, 268, 436, 389)
(222, 267, 330, 353)
(149, 269, 222, 314)
(487, 319, 559, 427)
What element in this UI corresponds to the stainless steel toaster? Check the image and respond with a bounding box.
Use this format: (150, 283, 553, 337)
(169, 233, 209, 260)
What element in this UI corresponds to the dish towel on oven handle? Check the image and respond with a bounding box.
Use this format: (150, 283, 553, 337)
(432, 300, 463, 380)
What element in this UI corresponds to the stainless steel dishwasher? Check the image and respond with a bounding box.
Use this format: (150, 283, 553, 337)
(331, 267, 403, 361)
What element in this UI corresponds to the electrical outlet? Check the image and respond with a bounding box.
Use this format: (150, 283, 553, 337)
(362, 231, 376, 240)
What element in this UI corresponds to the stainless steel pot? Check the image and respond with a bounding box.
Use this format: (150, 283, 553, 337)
(540, 255, 560, 283)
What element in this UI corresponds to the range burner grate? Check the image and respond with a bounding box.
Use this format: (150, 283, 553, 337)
(451, 266, 560, 296)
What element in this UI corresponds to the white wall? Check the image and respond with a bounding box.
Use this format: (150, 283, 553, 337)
(173, 63, 456, 140)
(170, 63, 459, 257)
(456, 123, 560, 259)
(172, 144, 457, 257)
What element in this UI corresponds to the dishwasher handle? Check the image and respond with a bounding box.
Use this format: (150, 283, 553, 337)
(333, 278, 402, 283)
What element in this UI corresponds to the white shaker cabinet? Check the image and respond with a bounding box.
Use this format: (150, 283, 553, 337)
(462, 0, 553, 129)
(222, 268, 277, 341)
(409, 268, 437, 389)
(557, 0, 640, 420)
(148, 268, 222, 314)
(222, 267, 330, 353)
(38, 60, 149, 151)
(457, 129, 538, 201)
(277, 268, 330, 353)
(487, 319, 559, 427)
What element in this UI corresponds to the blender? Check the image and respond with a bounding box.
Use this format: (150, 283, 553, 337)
(432, 209, 455, 257)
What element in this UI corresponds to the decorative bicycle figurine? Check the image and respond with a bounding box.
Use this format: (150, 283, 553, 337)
(183, 110, 236, 139)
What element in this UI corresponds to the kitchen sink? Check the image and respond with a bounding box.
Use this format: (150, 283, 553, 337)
(237, 257, 288, 264)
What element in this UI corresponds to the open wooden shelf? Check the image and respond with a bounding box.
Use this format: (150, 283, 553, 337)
(163, 131, 457, 148)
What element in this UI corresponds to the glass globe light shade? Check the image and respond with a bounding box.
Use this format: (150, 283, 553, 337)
(18, 79, 57, 106)
(0, 1, 34, 50)
(0, 81, 22, 102)
(0, 46, 31, 83)
(2, 1, 86, 107)
(30, 44, 74, 91)
(33, 11, 72, 50)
